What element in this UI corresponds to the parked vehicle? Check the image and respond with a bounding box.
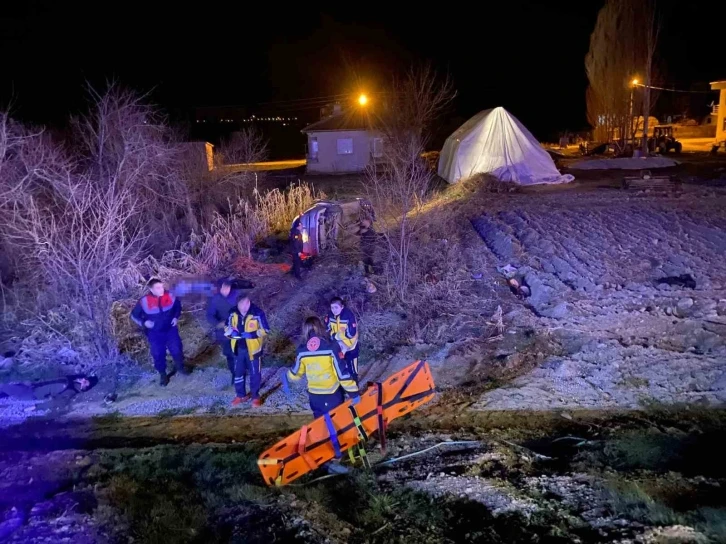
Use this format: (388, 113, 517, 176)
(648, 126, 682, 154)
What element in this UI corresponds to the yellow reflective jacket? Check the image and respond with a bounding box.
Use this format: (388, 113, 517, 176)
(325, 307, 359, 356)
(287, 336, 358, 395)
(225, 304, 269, 358)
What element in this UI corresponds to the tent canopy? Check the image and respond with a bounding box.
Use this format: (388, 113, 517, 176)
(438, 107, 573, 185)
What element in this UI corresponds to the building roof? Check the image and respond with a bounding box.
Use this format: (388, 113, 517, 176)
(301, 110, 376, 133)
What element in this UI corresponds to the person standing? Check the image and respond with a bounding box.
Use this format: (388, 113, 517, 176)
(284, 316, 359, 416)
(290, 218, 304, 280)
(225, 295, 270, 407)
(283, 316, 357, 475)
(131, 278, 188, 386)
(358, 219, 378, 275)
(206, 278, 241, 384)
(325, 297, 360, 383)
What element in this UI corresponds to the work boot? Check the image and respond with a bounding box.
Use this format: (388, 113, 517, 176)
(159, 373, 170, 387)
(232, 394, 251, 406)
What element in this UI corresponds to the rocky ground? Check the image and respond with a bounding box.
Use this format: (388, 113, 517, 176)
(2, 163, 726, 542)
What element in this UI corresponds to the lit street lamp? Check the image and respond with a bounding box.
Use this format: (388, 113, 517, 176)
(358, 93, 368, 106)
(629, 79, 639, 146)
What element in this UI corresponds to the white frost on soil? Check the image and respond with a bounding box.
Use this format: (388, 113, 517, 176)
(408, 475, 539, 516)
(472, 189, 726, 411)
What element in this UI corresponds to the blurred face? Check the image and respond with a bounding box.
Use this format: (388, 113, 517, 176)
(237, 297, 251, 315)
(331, 302, 343, 317)
(220, 284, 231, 297)
(297, 223, 303, 232)
(150, 282, 165, 297)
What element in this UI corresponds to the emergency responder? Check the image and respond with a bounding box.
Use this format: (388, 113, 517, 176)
(325, 297, 360, 383)
(225, 295, 270, 407)
(290, 218, 304, 280)
(131, 278, 188, 386)
(206, 277, 242, 384)
(283, 316, 357, 474)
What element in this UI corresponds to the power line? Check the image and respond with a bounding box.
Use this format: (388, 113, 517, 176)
(633, 83, 717, 94)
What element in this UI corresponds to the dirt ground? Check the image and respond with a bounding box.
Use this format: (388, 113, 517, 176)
(2, 154, 726, 542)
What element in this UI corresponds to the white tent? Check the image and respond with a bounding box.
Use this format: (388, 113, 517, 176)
(438, 107, 574, 185)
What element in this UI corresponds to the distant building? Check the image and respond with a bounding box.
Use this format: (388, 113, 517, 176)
(301, 104, 384, 174)
(177, 141, 215, 172)
(711, 81, 726, 143)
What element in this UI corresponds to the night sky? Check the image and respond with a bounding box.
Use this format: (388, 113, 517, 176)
(1, 0, 721, 142)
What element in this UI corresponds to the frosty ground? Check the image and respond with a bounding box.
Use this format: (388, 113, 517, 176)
(2, 160, 726, 542)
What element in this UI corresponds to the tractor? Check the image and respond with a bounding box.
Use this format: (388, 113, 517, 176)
(648, 125, 682, 154)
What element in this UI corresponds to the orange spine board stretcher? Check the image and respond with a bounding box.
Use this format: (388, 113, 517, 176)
(258, 360, 435, 486)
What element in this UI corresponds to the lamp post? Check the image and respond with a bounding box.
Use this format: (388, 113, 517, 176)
(629, 79, 639, 147)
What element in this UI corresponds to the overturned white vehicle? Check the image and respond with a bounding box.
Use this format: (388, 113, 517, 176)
(293, 198, 376, 258)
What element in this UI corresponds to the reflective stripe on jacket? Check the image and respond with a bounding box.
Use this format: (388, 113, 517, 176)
(130, 291, 181, 333)
(325, 307, 359, 355)
(287, 336, 358, 395)
(225, 304, 269, 357)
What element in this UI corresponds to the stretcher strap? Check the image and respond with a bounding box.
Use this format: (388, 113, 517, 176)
(348, 405, 369, 442)
(323, 413, 342, 458)
(357, 444, 371, 469)
(257, 458, 283, 486)
(375, 382, 387, 454)
(297, 425, 317, 471)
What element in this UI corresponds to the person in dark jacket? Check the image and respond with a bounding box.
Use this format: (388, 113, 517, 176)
(206, 278, 241, 384)
(290, 218, 304, 280)
(358, 219, 378, 274)
(130, 278, 188, 386)
(325, 297, 360, 384)
(225, 295, 270, 407)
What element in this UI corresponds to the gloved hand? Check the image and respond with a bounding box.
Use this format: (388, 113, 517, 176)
(281, 372, 292, 398)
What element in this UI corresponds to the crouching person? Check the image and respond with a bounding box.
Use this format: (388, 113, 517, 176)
(226, 295, 269, 407)
(284, 316, 358, 474)
(131, 278, 188, 386)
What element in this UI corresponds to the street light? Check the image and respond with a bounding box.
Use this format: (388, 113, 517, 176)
(629, 79, 639, 146)
(358, 93, 368, 106)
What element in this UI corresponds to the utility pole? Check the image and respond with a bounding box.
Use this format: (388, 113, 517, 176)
(629, 79, 638, 148)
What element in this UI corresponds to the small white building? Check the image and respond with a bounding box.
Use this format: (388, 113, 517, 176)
(302, 105, 383, 174)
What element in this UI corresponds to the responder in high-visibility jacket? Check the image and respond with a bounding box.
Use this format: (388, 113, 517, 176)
(225, 295, 270, 407)
(285, 316, 359, 418)
(325, 297, 360, 383)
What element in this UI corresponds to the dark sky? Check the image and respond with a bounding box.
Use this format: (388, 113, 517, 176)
(1, 0, 721, 139)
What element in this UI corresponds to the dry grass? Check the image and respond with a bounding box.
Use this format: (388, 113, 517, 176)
(253, 181, 319, 234)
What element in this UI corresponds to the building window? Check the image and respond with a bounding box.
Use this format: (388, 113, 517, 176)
(336, 138, 353, 155)
(309, 137, 319, 161)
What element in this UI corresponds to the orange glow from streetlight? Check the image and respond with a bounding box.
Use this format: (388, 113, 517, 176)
(358, 93, 368, 106)
(632, 78, 639, 86)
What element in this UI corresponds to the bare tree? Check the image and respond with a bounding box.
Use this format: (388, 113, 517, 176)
(639, 0, 662, 153)
(585, 0, 660, 151)
(365, 65, 455, 302)
(0, 86, 185, 363)
(216, 126, 268, 166)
